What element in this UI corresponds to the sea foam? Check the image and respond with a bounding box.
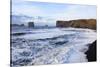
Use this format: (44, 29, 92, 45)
(11, 28, 96, 66)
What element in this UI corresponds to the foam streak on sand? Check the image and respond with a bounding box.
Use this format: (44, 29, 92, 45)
(11, 28, 96, 66)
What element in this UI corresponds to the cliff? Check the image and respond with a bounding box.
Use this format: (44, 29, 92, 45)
(56, 19, 96, 30)
(85, 41, 96, 62)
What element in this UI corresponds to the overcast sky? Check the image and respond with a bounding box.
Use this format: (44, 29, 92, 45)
(12, 0, 97, 26)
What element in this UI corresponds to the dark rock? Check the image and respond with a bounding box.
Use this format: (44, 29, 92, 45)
(28, 22, 34, 28)
(85, 40, 97, 62)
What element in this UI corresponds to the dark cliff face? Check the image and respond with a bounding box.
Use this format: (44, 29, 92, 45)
(85, 41, 97, 62)
(56, 19, 96, 30)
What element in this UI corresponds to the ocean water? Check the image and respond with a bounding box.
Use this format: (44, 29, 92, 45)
(11, 27, 96, 66)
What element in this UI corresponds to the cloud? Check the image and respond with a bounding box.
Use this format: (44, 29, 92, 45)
(12, 0, 97, 26)
(12, 0, 96, 20)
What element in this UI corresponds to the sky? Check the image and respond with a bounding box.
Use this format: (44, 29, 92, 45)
(12, 0, 97, 26)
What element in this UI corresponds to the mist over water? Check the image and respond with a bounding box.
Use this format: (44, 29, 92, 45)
(11, 27, 96, 66)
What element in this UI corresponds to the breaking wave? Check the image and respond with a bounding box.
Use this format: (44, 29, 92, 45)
(11, 28, 96, 66)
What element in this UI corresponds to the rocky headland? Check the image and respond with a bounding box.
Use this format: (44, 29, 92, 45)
(56, 19, 97, 62)
(56, 19, 96, 30)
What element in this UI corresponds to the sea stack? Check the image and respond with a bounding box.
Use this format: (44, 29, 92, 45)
(28, 22, 34, 28)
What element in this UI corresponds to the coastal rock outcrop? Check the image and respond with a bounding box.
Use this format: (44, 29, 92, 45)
(28, 22, 34, 28)
(56, 19, 96, 30)
(85, 41, 96, 62)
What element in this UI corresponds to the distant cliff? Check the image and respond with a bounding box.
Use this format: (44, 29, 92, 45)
(56, 19, 96, 30)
